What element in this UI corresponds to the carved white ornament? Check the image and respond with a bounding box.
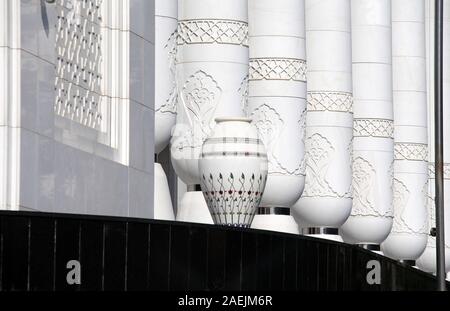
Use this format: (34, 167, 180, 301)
(390, 178, 427, 235)
(302, 134, 351, 198)
(238, 75, 249, 115)
(172, 70, 222, 152)
(250, 104, 305, 177)
(307, 92, 353, 113)
(354, 119, 394, 139)
(428, 162, 450, 180)
(158, 30, 178, 115)
(177, 19, 249, 46)
(249, 58, 307, 82)
(394, 143, 428, 162)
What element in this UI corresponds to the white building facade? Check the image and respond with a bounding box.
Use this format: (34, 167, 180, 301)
(0, 0, 155, 218)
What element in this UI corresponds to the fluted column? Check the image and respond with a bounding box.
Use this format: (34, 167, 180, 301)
(171, 0, 249, 224)
(417, 0, 450, 273)
(381, 0, 428, 261)
(292, 0, 353, 238)
(340, 0, 394, 247)
(248, 0, 306, 234)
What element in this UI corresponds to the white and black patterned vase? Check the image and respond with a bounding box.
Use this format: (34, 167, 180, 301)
(199, 118, 268, 228)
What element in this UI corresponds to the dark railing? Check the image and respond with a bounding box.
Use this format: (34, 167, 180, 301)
(0, 211, 447, 291)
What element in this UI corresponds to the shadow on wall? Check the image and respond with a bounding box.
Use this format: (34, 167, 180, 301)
(40, 0, 50, 37)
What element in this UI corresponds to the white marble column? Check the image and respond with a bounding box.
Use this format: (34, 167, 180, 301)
(292, 0, 353, 239)
(155, 0, 178, 154)
(153, 0, 178, 221)
(340, 0, 394, 247)
(247, 0, 306, 234)
(417, 0, 450, 273)
(381, 0, 428, 261)
(171, 0, 249, 224)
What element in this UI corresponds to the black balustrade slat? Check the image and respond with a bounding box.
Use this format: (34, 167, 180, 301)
(328, 244, 339, 291)
(224, 229, 243, 291)
(169, 224, 189, 291)
(29, 217, 55, 291)
(1, 216, 30, 291)
(54, 218, 81, 291)
(0, 215, 2, 290)
(283, 237, 298, 291)
(126, 222, 150, 291)
(240, 231, 257, 291)
(207, 228, 226, 291)
(148, 223, 171, 291)
(255, 233, 271, 290)
(187, 226, 208, 290)
(297, 239, 307, 290)
(270, 234, 284, 291)
(79, 220, 104, 291)
(103, 222, 127, 291)
(317, 243, 329, 291)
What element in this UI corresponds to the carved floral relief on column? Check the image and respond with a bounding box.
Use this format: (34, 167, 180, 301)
(171, 70, 222, 153)
(157, 30, 178, 115)
(171, 0, 249, 187)
(302, 133, 351, 199)
(247, 0, 307, 210)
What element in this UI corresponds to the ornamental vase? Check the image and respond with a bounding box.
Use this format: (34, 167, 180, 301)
(199, 118, 268, 228)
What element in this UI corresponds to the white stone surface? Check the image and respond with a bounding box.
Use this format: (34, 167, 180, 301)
(171, 0, 249, 186)
(154, 163, 175, 221)
(417, 0, 450, 274)
(172, 0, 249, 224)
(340, 0, 394, 245)
(247, 0, 306, 233)
(0, 0, 155, 219)
(292, 0, 353, 229)
(155, 0, 177, 154)
(248, 0, 306, 209)
(381, 0, 428, 261)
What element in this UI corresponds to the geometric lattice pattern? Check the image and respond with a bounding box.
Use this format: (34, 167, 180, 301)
(354, 119, 394, 139)
(428, 162, 450, 180)
(307, 91, 353, 113)
(394, 143, 428, 162)
(54, 0, 104, 130)
(178, 19, 248, 46)
(249, 58, 307, 82)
